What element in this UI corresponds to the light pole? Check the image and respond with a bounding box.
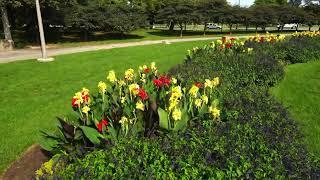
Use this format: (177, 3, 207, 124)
(35, 0, 54, 62)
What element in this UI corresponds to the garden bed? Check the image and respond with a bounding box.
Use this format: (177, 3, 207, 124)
(36, 32, 320, 179)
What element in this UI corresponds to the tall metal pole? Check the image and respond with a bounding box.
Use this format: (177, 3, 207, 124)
(36, 0, 53, 61)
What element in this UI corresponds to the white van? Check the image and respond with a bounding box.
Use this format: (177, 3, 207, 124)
(207, 23, 222, 30)
(277, 24, 298, 30)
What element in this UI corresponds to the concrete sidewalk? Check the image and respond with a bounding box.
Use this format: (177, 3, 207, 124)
(0, 35, 254, 64)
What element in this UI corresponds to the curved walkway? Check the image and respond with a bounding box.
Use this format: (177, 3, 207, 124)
(0, 36, 253, 64)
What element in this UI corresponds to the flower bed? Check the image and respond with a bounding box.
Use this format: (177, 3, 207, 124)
(37, 32, 320, 179)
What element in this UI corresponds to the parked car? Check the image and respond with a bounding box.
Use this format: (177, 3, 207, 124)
(207, 23, 222, 29)
(277, 23, 298, 30)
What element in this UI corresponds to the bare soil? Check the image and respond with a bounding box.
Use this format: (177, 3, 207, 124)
(1, 144, 50, 180)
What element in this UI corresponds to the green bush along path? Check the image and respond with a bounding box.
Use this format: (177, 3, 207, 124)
(271, 60, 320, 156)
(0, 40, 211, 173)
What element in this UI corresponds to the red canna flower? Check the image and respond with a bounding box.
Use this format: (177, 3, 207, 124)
(153, 79, 163, 88)
(226, 43, 232, 49)
(138, 88, 149, 101)
(160, 76, 171, 87)
(195, 82, 203, 88)
(230, 37, 236, 41)
(259, 37, 265, 43)
(72, 98, 78, 107)
(82, 95, 90, 103)
(144, 68, 150, 74)
(97, 119, 109, 133)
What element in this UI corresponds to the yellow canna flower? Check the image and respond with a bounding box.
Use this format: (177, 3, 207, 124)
(124, 69, 135, 81)
(210, 41, 216, 48)
(209, 106, 220, 119)
(121, 97, 126, 104)
(118, 80, 126, 87)
(170, 86, 183, 102)
(201, 95, 209, 104)
(195, 98, 202, 108)
(119, 116, 129, 125)
(247, 48, 253, 54)
(171, 77, 177, 84)
(216, 40, 223, 45)
(136, 101, 145, 111)
(212, 77, 220, 87)
(107, 70, 117, 83)
(169, 99, 179, 111)
(204, 79, 213, 89)
(82, 106, 90, 114)
(140, 73, 146, 83)
(82, 88, 90, 96)
(189, 85, 199, 98)
(98, 81, 107, 94)
(74, 92, 84, 105)
(151, 62, 157, 71)
(129, 84, 140, 96)
(172, 108, 182, 121)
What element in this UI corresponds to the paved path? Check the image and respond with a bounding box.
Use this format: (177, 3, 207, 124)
(0, 35, 255, 64)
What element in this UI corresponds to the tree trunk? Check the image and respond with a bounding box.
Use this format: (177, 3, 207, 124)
(180, 24, 183, 37)
(1, 6, 14, 48)
(184, 22, 187, 32)
(309, 26, 311, 31)
(245, 24, 248, 32)
(229, 24, 232, 31)
(82, 30, 88, 41)
(169, 21, 175, 31)
(203, 22, 207, 36)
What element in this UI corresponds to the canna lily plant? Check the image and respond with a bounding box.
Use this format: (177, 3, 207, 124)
(40, 62, 222, 154)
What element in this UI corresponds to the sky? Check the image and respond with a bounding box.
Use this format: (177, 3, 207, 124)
(227, 0, 255, 7)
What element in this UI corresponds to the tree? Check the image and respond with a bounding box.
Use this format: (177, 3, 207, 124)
(250, 5, 278, 31)
(156, 0, 196, 37)
(222, 6, 243, 32)
(1, 0, 68, 46)
(64, 0, 147, 41)
(196, 0, 228, 35)
(304, 4, 320, 30)
(254, 0, 287, 5)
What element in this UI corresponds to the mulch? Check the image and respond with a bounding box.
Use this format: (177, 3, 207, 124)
(1, 144, 50, 180)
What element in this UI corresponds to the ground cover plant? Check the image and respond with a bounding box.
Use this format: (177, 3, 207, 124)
(0, 40, 211, 173)
(36, 32, 320, 179)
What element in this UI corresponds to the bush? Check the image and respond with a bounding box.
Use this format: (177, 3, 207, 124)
(38, 32, 320, 179)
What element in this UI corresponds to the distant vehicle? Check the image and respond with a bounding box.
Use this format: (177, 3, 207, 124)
(277, 23, 298, 30)
(207, 23, 222, 30)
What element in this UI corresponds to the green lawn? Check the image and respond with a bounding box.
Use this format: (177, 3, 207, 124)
(271, 61, 320, 156)
(0, 40, 212, 174)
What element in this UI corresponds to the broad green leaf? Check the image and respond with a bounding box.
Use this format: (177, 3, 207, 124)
(38, 134, 59, 152)
(108, 126, 118, 140)
(80, 126, 101, 145)
(158, 108, 169, 130)
(173, 108, 189, 131)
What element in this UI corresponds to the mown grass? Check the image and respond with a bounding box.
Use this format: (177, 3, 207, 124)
(0, 40, 211, 173)
(271, 60, 320, 156)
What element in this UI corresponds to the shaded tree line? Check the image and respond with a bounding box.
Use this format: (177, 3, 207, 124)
(1, 0, 320, 46)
